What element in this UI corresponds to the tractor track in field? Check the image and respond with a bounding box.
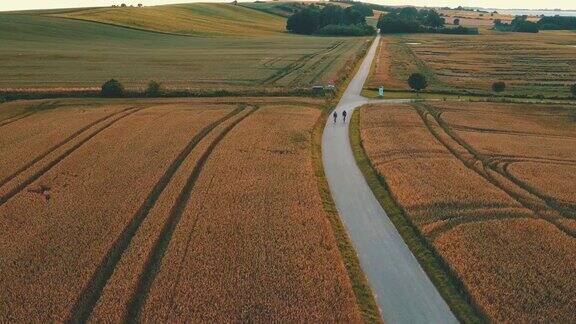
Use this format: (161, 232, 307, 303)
(124, 105, 259, 323)
(66, 106, 245, 324)
(451, 124, 576, 140)
(261, 41, 343, 85)
(293, 42, 346, 87)
(0, 106, 145, 207)
(0, 106, 139, 188)
(434, 106, 576, 221)
(0, 112, 35, 128)
(0, 101, 66, 128)
(415, 103, 575, 238)
(500, 161, 576, 218)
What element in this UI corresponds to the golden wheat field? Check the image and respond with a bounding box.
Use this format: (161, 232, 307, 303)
(369, 31, 576, 98)
(0, 97, 362, 322)
(359, 102, 576, 321)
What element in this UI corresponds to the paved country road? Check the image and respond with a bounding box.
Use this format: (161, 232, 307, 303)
(322, 34, 458, 323)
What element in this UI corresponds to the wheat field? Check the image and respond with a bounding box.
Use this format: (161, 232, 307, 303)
(0, 97, 363, 322)
(360, 102, 576, 321)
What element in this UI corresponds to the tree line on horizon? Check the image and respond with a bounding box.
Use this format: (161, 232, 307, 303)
(286, 3, 375, 36)
(494, 15, 576, 33)
(377, 7, 478, 34)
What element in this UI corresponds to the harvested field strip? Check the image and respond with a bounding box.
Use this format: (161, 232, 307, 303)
(125, 106, 259, 321)
(415, 103, 575, 237)
(0, 106, 136, 188)
(0, 106, 143, 207)
(67, 106, 245, 323)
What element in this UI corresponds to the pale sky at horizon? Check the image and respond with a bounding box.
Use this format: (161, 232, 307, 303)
(0, 0, 574, 12)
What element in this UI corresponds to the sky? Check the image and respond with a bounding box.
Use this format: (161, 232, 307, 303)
(0, 0, 574, 12)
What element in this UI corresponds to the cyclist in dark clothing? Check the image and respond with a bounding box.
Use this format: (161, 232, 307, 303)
(342, 110, 347, 123)
(333, 111, 338, 124)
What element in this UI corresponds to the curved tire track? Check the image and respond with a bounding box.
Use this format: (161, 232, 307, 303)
(124, 106, 259, 323)
(0, 106, 139, 188)
(415, 103, 575, 237)
(0, 112, 35, 128)
(67, 106, 245, 324)
(0, 106, 145, 207)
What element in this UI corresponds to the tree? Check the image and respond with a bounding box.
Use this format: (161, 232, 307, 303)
(145, 80, 162, 97)
(344, 7, 366, 25)
(286, 4, 374, 36)
(100, 79, 125, 98)
(286, 7, 319, 35)
(317, 5, 342, 27)
(377, 15, 420, 33)
(350, 3, 373, 17)
(408, 73, 427, 93)
(511, 15, 539, 33)
(453, 18, 460, 25)
(421, 9, 445, 27)
(398, 7, 418, 20)
(570, 83, 576, 98)
(492, 81, 506, 93)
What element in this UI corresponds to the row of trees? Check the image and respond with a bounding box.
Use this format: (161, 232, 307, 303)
(494, 16, 539, 33)
(286, 4, 375, 36)
(377, 7, 478, 34)
(405, 74, 576, 98)
(101, 79, 162, 98)
(494, 15, 576, 33)
(538, 16, 576, 30)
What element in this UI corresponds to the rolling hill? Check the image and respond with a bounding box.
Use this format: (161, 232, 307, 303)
(0, 3, 368, 91)
(52, 3, 287, 37)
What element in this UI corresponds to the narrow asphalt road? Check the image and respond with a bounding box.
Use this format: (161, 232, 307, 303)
(322, 35, 458, 323)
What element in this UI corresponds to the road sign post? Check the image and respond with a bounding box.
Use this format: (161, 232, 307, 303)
(378, 86, 384, 98)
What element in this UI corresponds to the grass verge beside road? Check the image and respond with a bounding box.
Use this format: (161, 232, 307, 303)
(311, 105, 382, 324)
(308, 35, 382, 322)
(349, 108, 485, 324)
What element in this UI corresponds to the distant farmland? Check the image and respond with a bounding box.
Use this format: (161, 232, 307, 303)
(358, 102, 576, 322)
(0, 97, 365, 322)
(53, 3, 286, 37)
(368, 31, 576, 98)
(0, 6, 368, 92)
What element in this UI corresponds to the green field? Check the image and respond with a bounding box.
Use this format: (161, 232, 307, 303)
(240, 2, 310, 18)
(0, 4, 368, 92)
